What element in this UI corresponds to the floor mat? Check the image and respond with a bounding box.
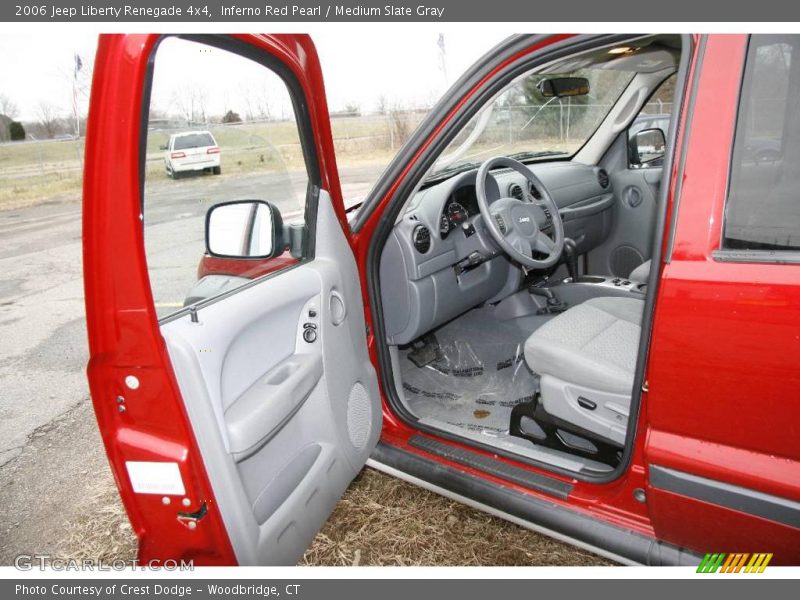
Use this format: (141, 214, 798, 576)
(399, 306, 544, 441)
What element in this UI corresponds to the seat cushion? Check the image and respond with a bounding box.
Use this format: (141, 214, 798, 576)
(524, 297, 645, 394)
(629, 259, 651, 284)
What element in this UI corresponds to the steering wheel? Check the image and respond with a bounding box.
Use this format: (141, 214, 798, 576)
(476, 156, 565, 269)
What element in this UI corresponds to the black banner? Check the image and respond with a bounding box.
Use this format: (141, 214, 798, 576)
(3, 0, 800, 22)
(4, 579, 798, 600)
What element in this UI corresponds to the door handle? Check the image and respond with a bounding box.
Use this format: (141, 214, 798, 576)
(329, 290, 346, 326)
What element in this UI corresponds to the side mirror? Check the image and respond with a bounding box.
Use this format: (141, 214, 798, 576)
(629, 127, 666, 166)
(205, 200, 285, 259)
(537, 77, 590, 98)
(159, 144, 168, 151)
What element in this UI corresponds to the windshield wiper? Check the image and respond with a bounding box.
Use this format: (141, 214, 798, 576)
(507, 150, 569, 162)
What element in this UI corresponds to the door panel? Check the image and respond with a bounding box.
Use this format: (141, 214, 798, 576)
(85, 33, 378, 565)
(162, 191, 381, 564)
(590, 133, 661, 277)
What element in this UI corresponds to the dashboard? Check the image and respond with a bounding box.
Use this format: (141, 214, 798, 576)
(380, 160, 616, 345)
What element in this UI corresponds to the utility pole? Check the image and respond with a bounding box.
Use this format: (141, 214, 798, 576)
(73, 53, 82, 138)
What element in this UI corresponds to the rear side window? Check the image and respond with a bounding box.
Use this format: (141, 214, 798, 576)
(173, 133, 216, 150)
(724, 35, 800, 252)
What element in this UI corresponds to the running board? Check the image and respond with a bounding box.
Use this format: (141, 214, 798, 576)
(409, 435, 573, 499)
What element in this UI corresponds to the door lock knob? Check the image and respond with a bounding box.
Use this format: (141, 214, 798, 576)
(302, 323, 317, 343)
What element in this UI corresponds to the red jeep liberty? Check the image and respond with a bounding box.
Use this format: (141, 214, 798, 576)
(83, 34, 800, 565)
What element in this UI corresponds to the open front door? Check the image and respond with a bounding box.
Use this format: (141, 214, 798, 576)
(84, 34, 381, 565)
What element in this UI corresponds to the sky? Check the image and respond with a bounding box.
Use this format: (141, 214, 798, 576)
(0, 31, 509, 122)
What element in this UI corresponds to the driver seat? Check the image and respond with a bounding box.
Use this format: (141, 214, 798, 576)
(522, 296, 644, 450)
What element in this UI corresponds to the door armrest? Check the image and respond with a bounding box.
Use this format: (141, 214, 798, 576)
(224, 353, 323, 462)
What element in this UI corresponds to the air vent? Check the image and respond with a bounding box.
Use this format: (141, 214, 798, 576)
(508, 183, 524, 200)
(597, 168, 610, 189)
(411, 225, 431, 254)
(529, 182, 542, 200)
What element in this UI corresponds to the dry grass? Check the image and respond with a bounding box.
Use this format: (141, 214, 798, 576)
(56, 467, 609, 566)
(301, 468, 610, 566)
(57, 475, 139, 562)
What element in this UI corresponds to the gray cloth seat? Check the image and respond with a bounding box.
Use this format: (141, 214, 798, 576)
(628, 259, 651, 284)
(523, 296, 645, 446)
(524, 296, 645, 394)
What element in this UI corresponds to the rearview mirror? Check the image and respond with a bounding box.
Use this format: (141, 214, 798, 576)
(205, 200, 285, 259)
(537, 77, 590, 98)
(629, 127, 666, 167)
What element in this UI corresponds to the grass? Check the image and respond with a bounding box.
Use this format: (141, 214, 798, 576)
(0, 115, 419, 210)
(58, 466, 610, 566)
(0, 111, 590, 211)
(301, 468, 611, 566)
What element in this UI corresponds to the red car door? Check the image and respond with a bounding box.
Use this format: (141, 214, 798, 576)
(644, 34, 800, 563)
(83, 34, 382, 565)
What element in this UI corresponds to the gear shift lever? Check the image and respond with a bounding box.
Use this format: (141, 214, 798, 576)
(563, 237, 580, 282)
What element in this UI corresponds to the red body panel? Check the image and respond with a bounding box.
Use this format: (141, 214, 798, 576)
(644, 35, 800, 562)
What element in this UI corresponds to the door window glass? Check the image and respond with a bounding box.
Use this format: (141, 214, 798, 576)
(724, 35, 800, 251)
(628, 74, 675, 168)
(142, 37, 311, 319)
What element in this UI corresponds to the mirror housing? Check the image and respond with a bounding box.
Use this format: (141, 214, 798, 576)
(629, 127, 666, 166)
(537, 77, 590, 98)
(205, 200, 286, 259)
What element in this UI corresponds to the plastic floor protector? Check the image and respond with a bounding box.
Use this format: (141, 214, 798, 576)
(398, 305, 614, 474)
(400, 306, 545, 440)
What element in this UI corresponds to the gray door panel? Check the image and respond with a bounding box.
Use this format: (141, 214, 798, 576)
(588, 167, 661, 277)
(161, 191, 381, 564)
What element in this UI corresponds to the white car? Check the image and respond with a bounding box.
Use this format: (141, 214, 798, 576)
(164, 131, 221, 178)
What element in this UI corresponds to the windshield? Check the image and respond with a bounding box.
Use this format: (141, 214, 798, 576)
(431, 67, 635, 175)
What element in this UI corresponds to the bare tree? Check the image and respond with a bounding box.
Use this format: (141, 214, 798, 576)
(37, 102, 61, 138)
(171, 85, 210, 125)
(194, 86, 208, 124)
(0, 94, 19, 119)
(376, 95, 389, 115)
(251, 83, 273, 121)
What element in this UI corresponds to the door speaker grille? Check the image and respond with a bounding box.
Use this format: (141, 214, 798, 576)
(347, 382, 372, 450)
(610, 245, 644, 278)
